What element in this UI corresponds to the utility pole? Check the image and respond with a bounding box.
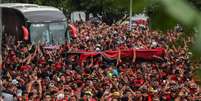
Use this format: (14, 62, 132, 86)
(0, 0, 2, 97)
(129, 0, 133, 31)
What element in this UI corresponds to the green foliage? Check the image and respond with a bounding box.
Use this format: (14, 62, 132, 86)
(3, 0, 199, 28)
(161, 0, 200, 26)
(193, 67, 201, 85)
(2, 0, 201, 35)
(195, 68, 201, 77)
(159, 0, 201, 58)
(188, 0, 201, 10)
(147, 4, 178, 31)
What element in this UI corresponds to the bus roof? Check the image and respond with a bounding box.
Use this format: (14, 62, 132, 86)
(0, 3, 38, 8)
(0, 3, 66, 23)
(0, 3, 61, 13)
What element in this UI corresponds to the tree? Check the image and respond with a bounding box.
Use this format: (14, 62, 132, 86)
(68, 0, 129, 25)
(2, 0, 201, 29)
(188, 0, 201, 10)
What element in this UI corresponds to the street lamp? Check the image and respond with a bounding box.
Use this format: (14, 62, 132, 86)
(129, 0, 133, 31)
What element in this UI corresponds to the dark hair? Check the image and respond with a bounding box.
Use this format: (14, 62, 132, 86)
(70, 95, 78, 100)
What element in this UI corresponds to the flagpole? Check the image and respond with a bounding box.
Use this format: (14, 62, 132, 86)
(129, 0, 133, 31)
(0, 0, 2, 96)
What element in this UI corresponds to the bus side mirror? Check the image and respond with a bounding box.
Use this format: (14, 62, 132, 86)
(22, 26, 29, 41)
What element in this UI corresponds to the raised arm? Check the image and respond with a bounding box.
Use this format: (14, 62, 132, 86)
(27, 80, 35, 94)
(37, 79, 43, 98)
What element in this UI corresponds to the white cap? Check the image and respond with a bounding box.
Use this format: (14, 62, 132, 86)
(96, 47, 101, 51)
(17, 89, 22, 96)
(12, 79, 18, 85)
(57, 93, 64, 100)
(96, 44, 101, 47)
(151, 41, 157, 47)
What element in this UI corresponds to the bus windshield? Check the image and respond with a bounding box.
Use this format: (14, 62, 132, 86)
(29, 21, 67, 45)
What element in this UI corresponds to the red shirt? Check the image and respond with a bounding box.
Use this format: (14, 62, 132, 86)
(159, 72, 166, 79)
(39, 59, 46, 64)
(166, 94, 171, 101)
(55, 63, 62, 71)
(133, 79, 144, 87)
(148, 94, 152, 101)
(20, 65, 32, 71)
(171, 75, 177, 81)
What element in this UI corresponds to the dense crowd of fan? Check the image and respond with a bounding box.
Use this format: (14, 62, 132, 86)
(1, 21, 201, 101)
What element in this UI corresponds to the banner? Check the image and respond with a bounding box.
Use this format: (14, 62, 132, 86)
(78, 48, 165, 63)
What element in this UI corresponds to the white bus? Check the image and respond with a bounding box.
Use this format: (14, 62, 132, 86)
(0, 3, 69, 45)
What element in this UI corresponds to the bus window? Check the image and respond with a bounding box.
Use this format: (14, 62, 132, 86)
(29, 22, 67, 45)
(29, 24, 50, 44)
(49, 22, 67, 45)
